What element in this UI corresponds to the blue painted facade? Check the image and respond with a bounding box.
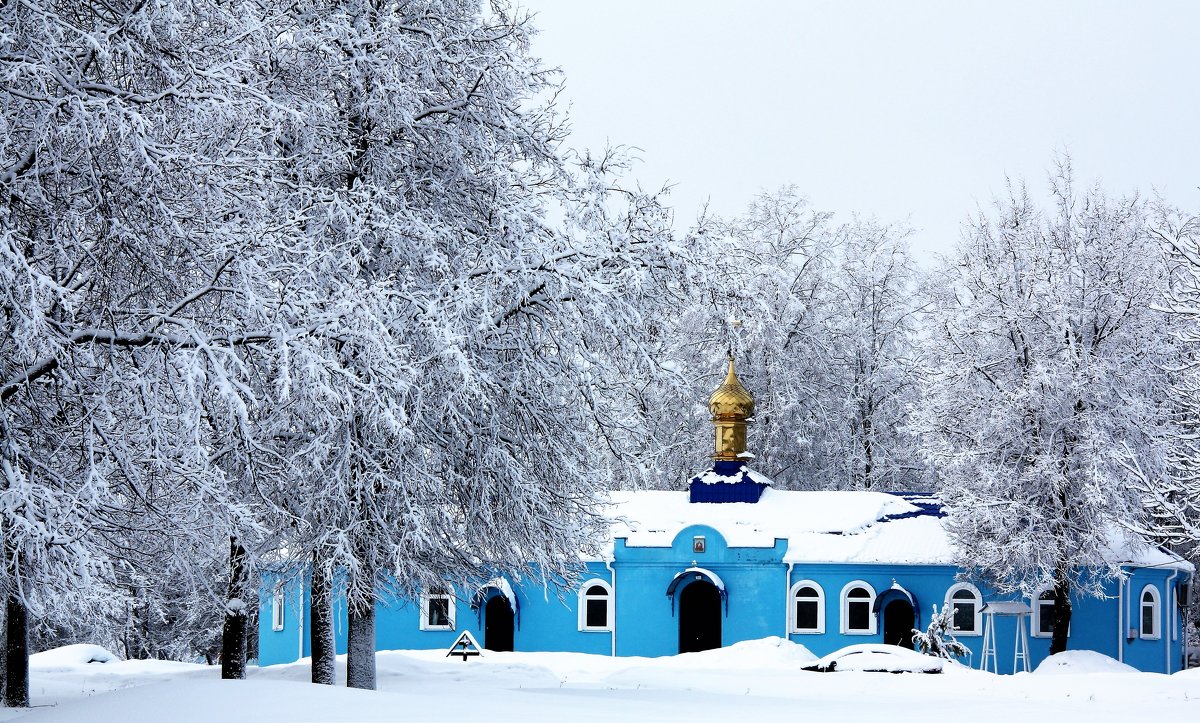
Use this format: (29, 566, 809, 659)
(259, 478, 1192, 673)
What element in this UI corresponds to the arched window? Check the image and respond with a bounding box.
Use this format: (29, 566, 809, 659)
(1032, 589, 1056, 638)
(945, 583, 983, 636)
(420, 584, 456, 631)
(840, 581, 877, 635)
(790, 581, 825, 634)
(578, 579, 613, 631)
(271, 582, 285, 631)
(1139, 585, 1161, 639)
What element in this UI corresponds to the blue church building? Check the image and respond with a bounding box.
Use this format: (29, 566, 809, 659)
(259, 358, 1193, 674)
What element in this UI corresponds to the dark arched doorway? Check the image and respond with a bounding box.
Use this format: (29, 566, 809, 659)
(883, 599, 915, 649)
(678, 581, 721, 653)
(484, 595, 514, 652)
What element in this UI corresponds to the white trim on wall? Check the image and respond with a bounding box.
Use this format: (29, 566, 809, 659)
(419, 585, 456, 631)
(1139, 584, 1161, 640)
(840, 581, 877, 635)
(578, 579, 613, 632)
(271, 582, 285, 631)
(789, 580, 825, 634)
(945, 582, 983, 637)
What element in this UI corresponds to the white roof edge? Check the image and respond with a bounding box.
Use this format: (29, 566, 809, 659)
(1118, 558, 1195, 574)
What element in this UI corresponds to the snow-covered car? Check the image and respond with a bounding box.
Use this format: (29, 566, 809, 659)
(801, 644, 944, 674)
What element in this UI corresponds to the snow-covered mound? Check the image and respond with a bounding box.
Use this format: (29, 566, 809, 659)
(668, 636, 818, 667)
(803, 644, 943, 673)
(31, 643, 118, 668)
(1033, 650, 1137, 675)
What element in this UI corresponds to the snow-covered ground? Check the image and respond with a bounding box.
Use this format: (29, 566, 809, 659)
(5, 639, 1198, 722)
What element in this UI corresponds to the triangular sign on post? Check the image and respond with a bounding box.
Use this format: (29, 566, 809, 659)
(446, 630, 483, 661)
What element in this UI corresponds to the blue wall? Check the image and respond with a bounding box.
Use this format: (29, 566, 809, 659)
(258, 546, 1191, 674)
(612, 525, 787, 657)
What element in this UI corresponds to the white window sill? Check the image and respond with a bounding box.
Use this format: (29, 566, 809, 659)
(1139, 633, 1161, 641)
(790, 629, 824, 635)
(579, 627, 612, 633)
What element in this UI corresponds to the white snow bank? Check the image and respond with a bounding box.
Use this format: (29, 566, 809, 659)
(30, 644, 117, 668)
(1033, 650, 1138, 675)
(11, 642, 1200, 722)
(663, 636, 817, 668)
(803, 644, 944, 674)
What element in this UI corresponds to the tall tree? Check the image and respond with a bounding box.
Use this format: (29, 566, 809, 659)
(916, 165, 1178, 653)
(1137, 206, 1200, 552)
(262, 0, 680, 688)
(825, 220, 926, 490)
(1, 0, 288, 701)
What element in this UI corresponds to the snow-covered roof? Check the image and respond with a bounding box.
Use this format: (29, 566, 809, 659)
(598, 488, 1194, 572)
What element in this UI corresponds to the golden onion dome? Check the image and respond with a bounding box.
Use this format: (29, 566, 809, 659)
(708, 355, 754, 421)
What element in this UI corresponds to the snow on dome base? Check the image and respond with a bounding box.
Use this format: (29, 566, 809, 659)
(689, 460, 772, 503)
(691, 461, 774, 486)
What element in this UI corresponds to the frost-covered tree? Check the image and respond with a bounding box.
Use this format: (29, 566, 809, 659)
(1139, 207, 1200, 552)
(653, 188, 841, 488)
(912, 605, 968, 660)
(258, 0, 681, 689)
(916, 164, 1179, 654)
(824, 220, 926, 490)
(623, 189, 926, 492)
(0, 0, 294, 702)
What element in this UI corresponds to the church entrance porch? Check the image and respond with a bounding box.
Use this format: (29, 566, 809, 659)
(678, 580, 722, 653)
(484, 595, 514, 652)
(882, 599, 915, 649)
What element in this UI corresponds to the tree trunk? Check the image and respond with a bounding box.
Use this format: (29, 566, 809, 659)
(4, 589, 28, 708)
(310, 551, 335, 685)
(220, 536, 249, 680)
(346, 598, 376, 690)
(1050, 569, 1072, 655)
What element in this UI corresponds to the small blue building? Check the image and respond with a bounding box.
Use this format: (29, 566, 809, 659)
(259, 358, 1194, 673)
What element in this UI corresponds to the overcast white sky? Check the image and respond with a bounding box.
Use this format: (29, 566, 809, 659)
(518, 0, 1199, 262)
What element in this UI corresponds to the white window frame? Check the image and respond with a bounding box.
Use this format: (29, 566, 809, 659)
(419, 585, 456, 631)
(789, 580, 825, 634)
(840, 581, 877, 635)
(1139, 585, 1161, 640)
(944, 583, 983, 637)
(577, 579, 613, 632)
(271, 582, 285, 631)
(1031, 588, 1061, 639)
(1170, 584, 1178, 643)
